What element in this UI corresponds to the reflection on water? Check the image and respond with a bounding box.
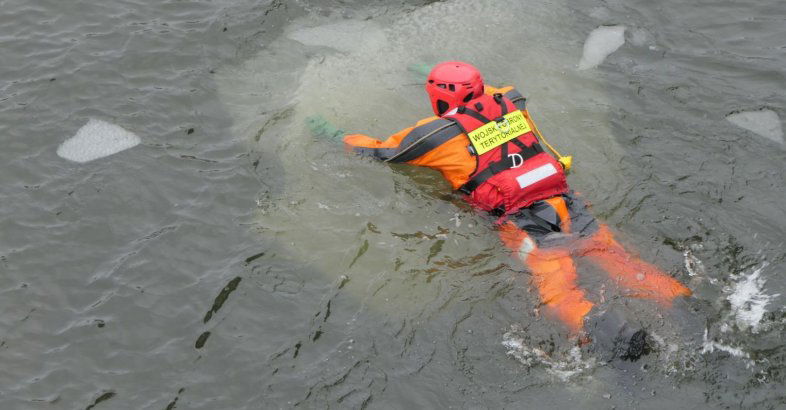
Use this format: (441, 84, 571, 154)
(1, 0, 784, 408)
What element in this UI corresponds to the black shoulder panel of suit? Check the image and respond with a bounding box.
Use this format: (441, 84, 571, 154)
(503, 88, 527, 110)
(351, 145, 398, 161)
(384, 119, 463, 163)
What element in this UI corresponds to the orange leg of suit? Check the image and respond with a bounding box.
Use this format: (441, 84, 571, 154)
(499, 221, 593, 334)
(575, 224, 692, 305)
(498, 197, 691, 334)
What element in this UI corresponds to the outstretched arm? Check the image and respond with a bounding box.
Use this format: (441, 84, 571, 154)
(343, 118, 427, 162)
(305, 112, 454, 163)
(343, 116, 464, 163)
(343, 130, 411, 161)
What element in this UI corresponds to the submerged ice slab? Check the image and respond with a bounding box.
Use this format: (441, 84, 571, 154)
(726, 109, 784, 145)
(57, 119, 141, 163)
(578, 25, 626, 70)
(288, 20, 386, 53)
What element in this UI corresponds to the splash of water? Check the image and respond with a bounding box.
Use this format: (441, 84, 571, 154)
(502, 325, 597, 381)
(701, 328, 755, 369)
(725, 263, 779, 333)
(683, 247, 705, 277)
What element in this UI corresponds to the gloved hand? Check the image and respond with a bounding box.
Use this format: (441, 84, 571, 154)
(305, 115, 345, 142)
(407, 63, 434, 80)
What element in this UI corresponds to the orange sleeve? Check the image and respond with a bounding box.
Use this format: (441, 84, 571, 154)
(342, 115, 476, 189)
(342, 126, 415, 149)
(342, 116, 442, 160)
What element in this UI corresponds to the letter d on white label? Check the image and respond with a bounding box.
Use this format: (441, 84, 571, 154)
(508, 153, 524, 168)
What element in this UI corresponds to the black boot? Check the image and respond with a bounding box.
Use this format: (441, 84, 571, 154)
(584, 306, 650, 362)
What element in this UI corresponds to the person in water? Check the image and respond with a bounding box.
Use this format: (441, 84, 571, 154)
(309, 61, 691, 339)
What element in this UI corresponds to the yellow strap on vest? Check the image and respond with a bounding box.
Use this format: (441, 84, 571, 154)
(522, 109, 573, 171)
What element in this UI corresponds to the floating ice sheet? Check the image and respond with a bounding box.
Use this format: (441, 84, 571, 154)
(726, 109, 784, 145)
(578, 25, 626, 70)
(57, 119, 141, 163)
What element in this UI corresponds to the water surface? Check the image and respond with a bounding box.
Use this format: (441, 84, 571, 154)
(1, 0, 784, 408)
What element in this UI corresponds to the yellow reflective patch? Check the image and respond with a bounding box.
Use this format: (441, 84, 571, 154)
(466, 110, 532, 155)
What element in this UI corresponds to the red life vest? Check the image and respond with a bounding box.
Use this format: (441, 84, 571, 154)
(444, 93, 569, 214)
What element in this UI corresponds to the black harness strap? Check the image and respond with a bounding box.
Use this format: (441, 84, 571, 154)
(511, 138, 544, 156)
(457, 140, 545, 195)
(459, 153, 516, 195)
(457, 106, 492, 124)
(493, 93, 508, 116)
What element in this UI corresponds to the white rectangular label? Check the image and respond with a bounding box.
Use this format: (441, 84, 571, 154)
(515, 163, 558, 189)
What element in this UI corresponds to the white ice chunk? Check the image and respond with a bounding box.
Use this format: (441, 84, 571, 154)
(578, 25, 626, 70)
(288, 20, 386, 54)
(57, 119, 140, 163)
(726, 264, 779, 333)
(726, 109, 784, 144)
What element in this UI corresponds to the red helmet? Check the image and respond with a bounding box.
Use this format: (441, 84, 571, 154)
(425, 61, 485, 116)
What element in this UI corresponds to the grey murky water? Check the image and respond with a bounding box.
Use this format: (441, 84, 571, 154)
(2, 0, 785, 408)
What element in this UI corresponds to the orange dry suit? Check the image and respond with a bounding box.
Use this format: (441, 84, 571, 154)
(343, 85, 691, 334)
